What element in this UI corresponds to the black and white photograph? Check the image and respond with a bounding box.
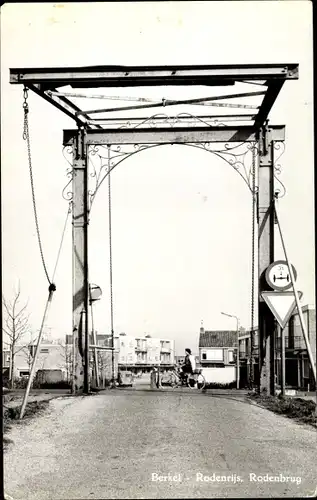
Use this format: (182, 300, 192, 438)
(1, 1, 316, 499)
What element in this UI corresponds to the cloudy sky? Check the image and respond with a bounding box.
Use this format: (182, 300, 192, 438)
(1, 1, 314, 354)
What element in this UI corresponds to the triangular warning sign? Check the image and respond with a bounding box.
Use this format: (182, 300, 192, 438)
(261, 291, 303, 329)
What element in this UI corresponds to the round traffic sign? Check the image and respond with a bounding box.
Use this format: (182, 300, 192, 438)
(265, 260, 297, 291)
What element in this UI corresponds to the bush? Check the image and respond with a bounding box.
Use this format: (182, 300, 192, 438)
(36, 381, 71, 389)
(3, 400, 50, 422)
(205, 382, 237, 389)
(13, 377, 29, 389)
(248, 392, 317, 426)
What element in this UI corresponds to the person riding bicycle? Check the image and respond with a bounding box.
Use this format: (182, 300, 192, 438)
(180, 348, 196, 385)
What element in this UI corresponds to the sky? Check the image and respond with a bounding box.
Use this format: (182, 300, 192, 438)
(1, 1, 314, 355)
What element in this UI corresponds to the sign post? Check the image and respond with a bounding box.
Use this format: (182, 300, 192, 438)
(263, 261, 301, 396)
(280, 324, 285, 396)
(89, 284, 102, 388)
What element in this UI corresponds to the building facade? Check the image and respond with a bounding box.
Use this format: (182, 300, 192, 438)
(198, 328, 237, 384)
(275, 304, 316, 390)
(238, 328, 259, 388)
(2, 333, 120, 386)
(234, 304, 315, 390)
(2, 340, 69, 384)
(118, 334, 175, 373)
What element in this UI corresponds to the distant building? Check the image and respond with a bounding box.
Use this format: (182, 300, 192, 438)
(230, 303, 315, 390)
(276, 304, 316, 389)
(238, 329, 259, 388)
(2, 340, 69, 383)
(118, 334, 175, 373)
(198, 327, 237, 384)
(2, 333, 120, 386)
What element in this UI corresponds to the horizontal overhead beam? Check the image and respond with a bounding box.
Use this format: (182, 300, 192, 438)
(63, 125, 285, 146)
(10, 64, 298, 89)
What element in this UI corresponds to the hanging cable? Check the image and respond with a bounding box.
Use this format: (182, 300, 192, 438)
(107, 146, 115, 386)
(51, 202, 72, 283)
(249, 143, 257, 389)
(23, 87, 51, 285)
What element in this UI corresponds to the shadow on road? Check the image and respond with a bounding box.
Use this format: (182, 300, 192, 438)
(108, 387, 252, 406)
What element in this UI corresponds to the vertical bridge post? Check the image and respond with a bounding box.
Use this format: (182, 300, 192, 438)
(72, 128, 89, 393)
(258, 125, 276, 394)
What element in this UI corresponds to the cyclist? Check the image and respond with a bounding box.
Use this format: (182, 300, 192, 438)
(180, 348, 196, 386)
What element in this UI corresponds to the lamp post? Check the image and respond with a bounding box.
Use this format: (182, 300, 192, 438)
(221, 312, 240, 389)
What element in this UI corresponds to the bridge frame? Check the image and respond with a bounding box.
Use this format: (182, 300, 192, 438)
(10, 63, 299, 393)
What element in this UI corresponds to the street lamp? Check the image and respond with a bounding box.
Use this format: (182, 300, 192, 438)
(221, 312, 240, 389)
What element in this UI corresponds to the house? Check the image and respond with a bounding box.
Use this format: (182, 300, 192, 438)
(2, 339, 69, 384)
(118, 334, 175, 373)
(275, 304, 316, 390)
(198, 327, 237, 384)
(238, 328, 259, 388)
(236, 304, 316, 390)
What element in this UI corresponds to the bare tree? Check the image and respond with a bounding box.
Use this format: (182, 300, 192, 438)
(2, 285, 31, 388)
(57, 339, 73, 384)
(21, 342, 35, 370)
(98, 351, 106, 388)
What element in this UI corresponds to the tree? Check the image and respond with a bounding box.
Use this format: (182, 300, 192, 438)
(57, 339, 73, 384)
(2, 285, 31, 388)
(97, 350, 106, 388)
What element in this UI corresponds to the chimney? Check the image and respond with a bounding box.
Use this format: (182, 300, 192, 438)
(200, 320, 204, 334)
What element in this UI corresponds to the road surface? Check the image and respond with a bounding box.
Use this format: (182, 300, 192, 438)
(4, 383, 317, 499)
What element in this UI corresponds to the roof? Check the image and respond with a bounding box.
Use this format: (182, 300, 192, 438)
(199, 331, 237, 348)
(292, 304, 315, 315)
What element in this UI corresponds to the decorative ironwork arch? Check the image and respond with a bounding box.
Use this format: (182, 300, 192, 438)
(62, 137, 285, 211)
(62, 112, 285, 209)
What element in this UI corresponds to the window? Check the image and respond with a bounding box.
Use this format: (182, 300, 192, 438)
(228, 350, 234, 363)
(19, 371, 30, 378)
(137, 352, 146, 362)
(121, 341, 125, 347)
(40, 348, 49, 353)
(201, 349, 224, 361)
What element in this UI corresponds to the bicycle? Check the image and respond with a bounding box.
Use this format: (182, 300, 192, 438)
(160, 366, 206, 391)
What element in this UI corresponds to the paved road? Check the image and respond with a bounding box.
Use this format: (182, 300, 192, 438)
(4, 386, 317, 499)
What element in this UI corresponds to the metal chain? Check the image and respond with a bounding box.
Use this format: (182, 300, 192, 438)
(107, 147, 115, 385)
(23, 87, 52, 285)
(249, 143, 257, 388)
